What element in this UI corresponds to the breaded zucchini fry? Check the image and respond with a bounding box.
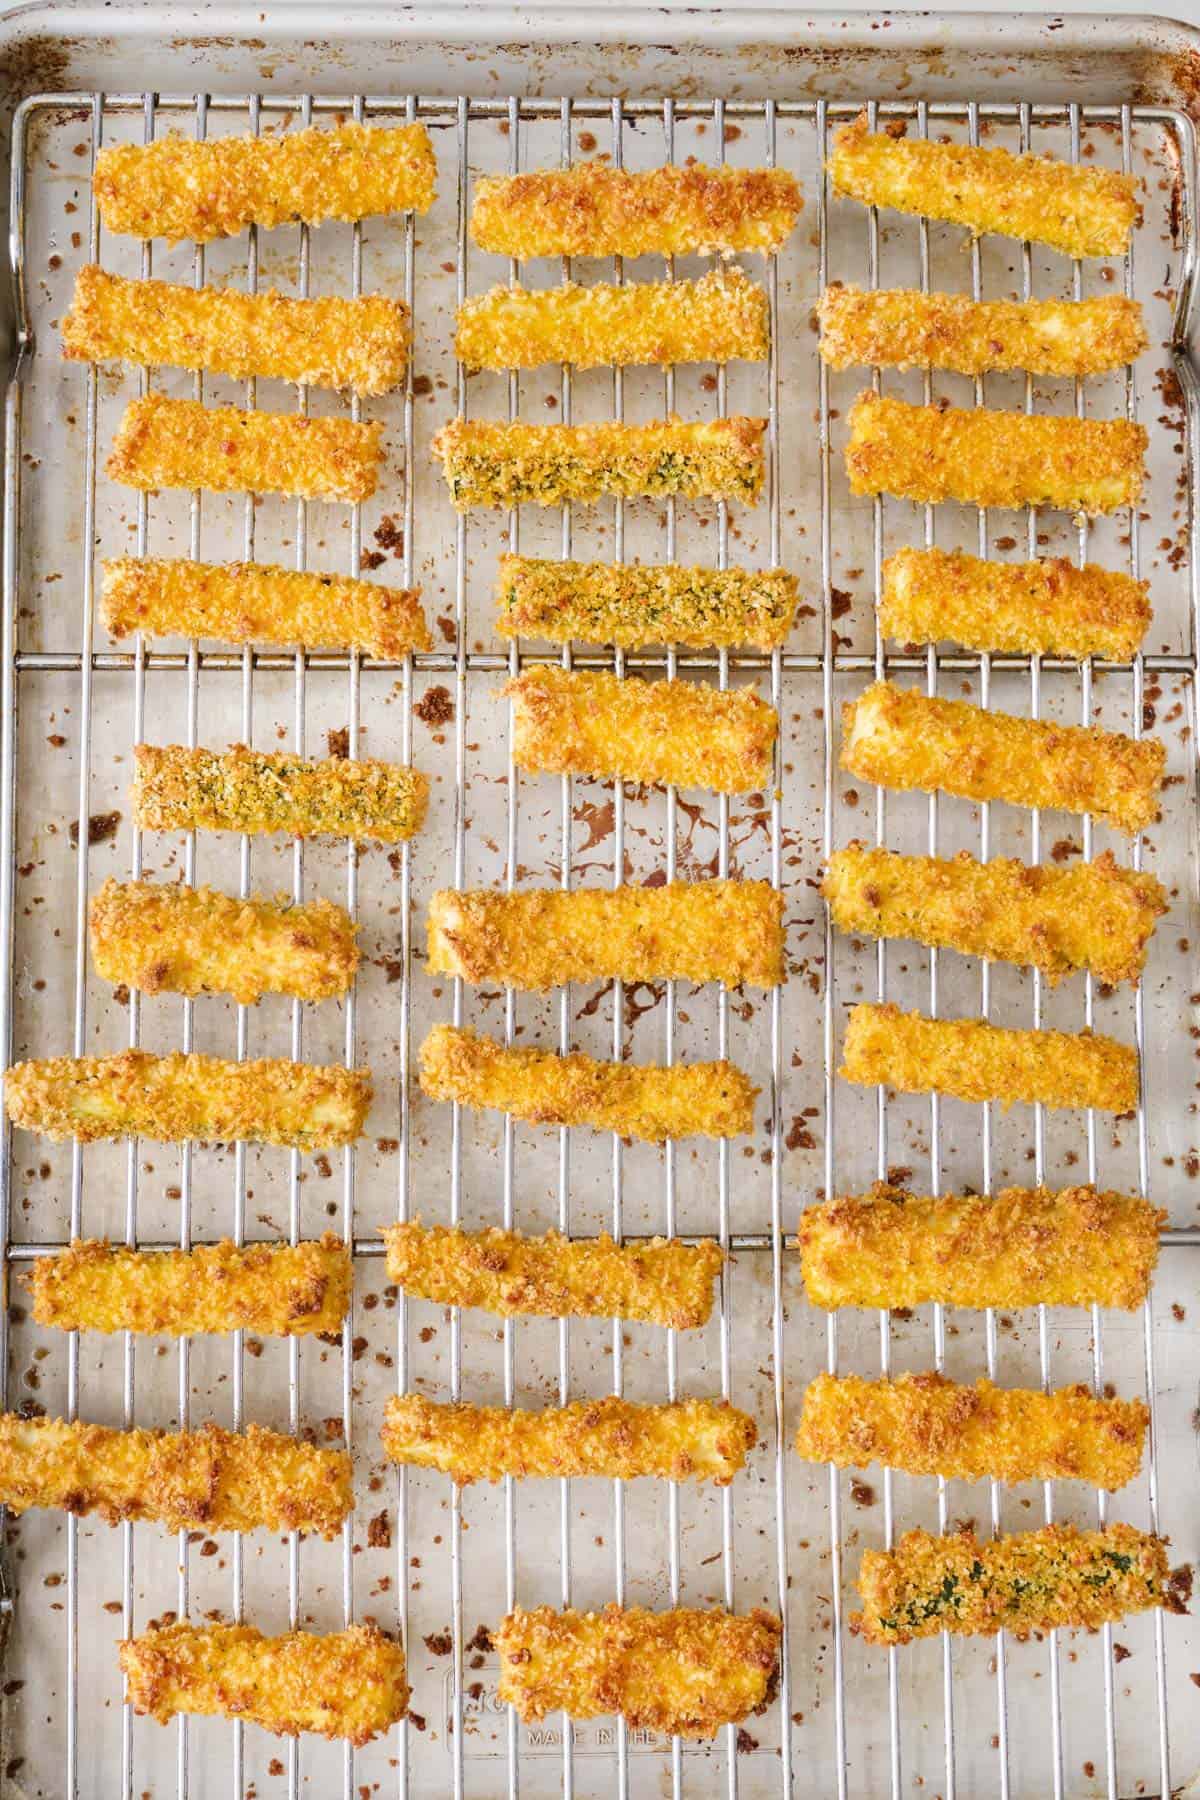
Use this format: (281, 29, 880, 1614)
(132, 742, 428, 844)
(880, 545, 1151, 661)
(4, 1049, 371, 1149)
(102, 555, 430, 657)
(495, 554, 800, 651)
(0, 1414, 351, 1537)
(827, 114, 1138, 258)
(108, 394, 382, 503)
(841, 1002, 1138, 1114)
(120, 1621, 408, 1744)
(852, 1522, 1187, 1647)
(382, 1393, 756, 1485)
(470, 162, 802, 257)
(841, 680, 1164, 835)
(62, 266, 409, 395)
(822, 845, 1165, 987)
(426, 880, 785, 990)
(89, 878, 359, 1005)
(29, 1233, 352, 1337)
(94, 119, 436, 245)
(382, 1220, 723, 1330)
(818, 283, 1146, 377)
(431, 415, 765, 510)
(508, 666, 777, 795)
(795, 1372, 1146, 1491)
(495, 1604, 782, 1738)
(798, 1182, 1163, 1313)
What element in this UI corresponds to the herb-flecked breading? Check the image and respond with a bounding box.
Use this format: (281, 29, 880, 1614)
(495, 554, 800, 651)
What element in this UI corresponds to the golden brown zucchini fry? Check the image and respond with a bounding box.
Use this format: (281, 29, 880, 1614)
(495, 554, 800, 651)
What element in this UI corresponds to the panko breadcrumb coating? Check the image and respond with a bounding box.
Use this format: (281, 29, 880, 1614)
(382, 1393, 756, 1486)
(426, 880, 785, 990)
(120, 1621, 409, 1744)
(827, 114, 1138, 258)
(102, 555, 431, 658)
(382, 1220, 723, 1330)
(823, 844, 1165, 987)
(108, 393, 382, 503)
(470, 162, 802, 257)
(508, 665, 777, 795)
(29, 1234, 353, 1337)
(880, 545, 1151, 661)
(841, 680, 1164, 835)
(845, 391, 1146, 516)
(94, 119, 436, 244)
(431, 415, 765, 510)
(133, 742, 428, 844)
(4, 1049, 371, 1149)
(495, 554, 800, 651)
(0, 1414, 351, 1537)
(841, 1002, 1138, 1115)
(62, 265, 410, 395)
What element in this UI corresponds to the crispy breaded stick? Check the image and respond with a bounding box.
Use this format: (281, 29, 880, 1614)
(795, 1372, 1146, 1491)
(90, 878, 359, 1005)
(120, 1621, 409, 1744)
(29, 1234, 352, 1337)
(508, 666, 777, 795)
(62, 266, 409, 395)
(841, 680, 1164, 835)
(4, 1050, 371, 1149)
(382, 1220, 723, 1330)
(108, 394, 382, 503)
(470, 162, 802, 257)
(823, 845, 1165, 987)
(852, 1523, 1188, 1647)
(426, 880, 785, 990)
(818, 283, 1146, 377)
(495, 554, 800, 651)
(827, 114, 1138, 258)
(845, 391, 1146, 516)
(0, 1414, 351, 1537)
(431, 415, 765, 510)
(102, 556, 430, 657)
(799, 1182, 1163, 1313)
(94, 119, 436, 245)
(132, 743, 428, 844)
(880, 545, 1151, 661)
(841, 1002, 1138, 1114)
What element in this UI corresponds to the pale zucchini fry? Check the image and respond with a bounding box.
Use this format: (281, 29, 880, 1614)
(495, 1604, 782, 1738)
(133, 742, 428, 844)
(880, 545, 1151, 661)
(120, 1621, 409, 1744)
(841, 1002, 1138, 1115)
(470, 162, 802, 257)
(431, 415, 765, 510)
(841, 680, 1164, 836)
(382, 1393, 756, 1486)
(4, 1049, 371, 1149)
(426, 880, 785, 990)
(62, 265, 409, 395)
(818, 283, 1146, 377)
(852, 1523, 1187, 1648)
(827, 114, 1138, 258)
(0, 1414, 351, 1537)
(798, 1182, 1163, 1313)
(94, 119, 436, 245)
(108, 394, 382, 503)
(495, 554, 800, 651)
(382, 1220, 723, 1330)
(823, 844, 1165, 987)
(90, 878, 359, 1005)
(845, 391, 1146, 516)
(29, 1233, 352, 1337)
(508, 666, 777, 795)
